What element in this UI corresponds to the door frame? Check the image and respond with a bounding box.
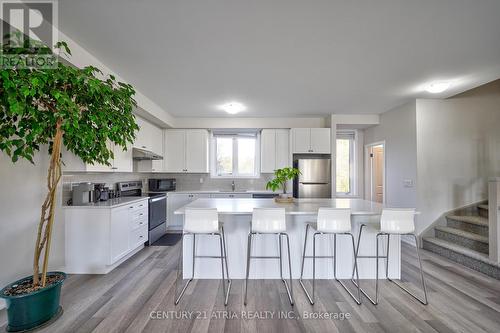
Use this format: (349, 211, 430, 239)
(364, 141, 386, 204)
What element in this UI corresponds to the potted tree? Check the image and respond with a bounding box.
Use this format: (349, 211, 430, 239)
(0, 41, 138, 331)
(265, 167, 301, 203)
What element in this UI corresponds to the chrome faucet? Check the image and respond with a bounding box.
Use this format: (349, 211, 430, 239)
(231, 180, 235, 192)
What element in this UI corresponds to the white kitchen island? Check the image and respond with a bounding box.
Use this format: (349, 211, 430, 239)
(174, 198, 400, 280)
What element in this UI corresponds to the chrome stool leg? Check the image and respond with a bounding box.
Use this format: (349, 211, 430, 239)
(385, 233, 428, 305)
(244, 232, 253, 305)
(244, 232, 294, 306)
(299, 224, 315, 304)
(175, 233, 195, 305)
(221, 227, 232, 306)
(333, 233, 362, 305)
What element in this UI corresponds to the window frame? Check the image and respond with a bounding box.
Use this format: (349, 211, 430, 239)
(210, 131, 261, 178)
(335, 130, 357, 196)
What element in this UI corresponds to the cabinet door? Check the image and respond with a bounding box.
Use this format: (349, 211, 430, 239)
(110, 206, 130, 263)
(134, 116, 149, 150)
(260, 129, 276, 173)
(151, 159, 164, 173)
(275, 129, 290, 169)
(185, 130, 209, 173)
(150, 125, 163, 155)
(310, 128, 331, 153)
(86, 141, 114, 172)
(292, 128, 311, 153)
(112, 142, 133, 172)
(164, 130, 186, 172)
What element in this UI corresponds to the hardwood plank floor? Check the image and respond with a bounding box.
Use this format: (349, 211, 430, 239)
(1, 242, 500, 333)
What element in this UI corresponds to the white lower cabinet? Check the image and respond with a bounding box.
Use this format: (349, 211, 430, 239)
(209, 193, 252, 198)
(65, 199, 149, 274)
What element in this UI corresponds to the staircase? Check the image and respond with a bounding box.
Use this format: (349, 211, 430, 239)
(423, 202, 500, 279)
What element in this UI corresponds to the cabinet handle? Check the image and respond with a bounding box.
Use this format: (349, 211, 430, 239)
(129, 206, 134, 209)
(111, 167, 118, 170)
(141, 146, 147, 149)
(139, 213, 144, 216)
(139, 235, 144, 238)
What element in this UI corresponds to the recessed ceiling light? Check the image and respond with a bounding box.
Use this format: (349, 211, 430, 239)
(219, 102, 246, 114)
(424, 81, 451, 94)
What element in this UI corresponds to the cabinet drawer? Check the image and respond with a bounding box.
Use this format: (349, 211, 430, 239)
(130, 213, 147, 230)
(127, 201, 147, 212)
(130, 226, 148, 248)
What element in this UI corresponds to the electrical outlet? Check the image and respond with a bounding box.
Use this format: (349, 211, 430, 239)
(403, 179, 414, 188)
(200, 177, 204, 184)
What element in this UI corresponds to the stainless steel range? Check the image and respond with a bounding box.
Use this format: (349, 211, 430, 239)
(117, 181, 167, 245)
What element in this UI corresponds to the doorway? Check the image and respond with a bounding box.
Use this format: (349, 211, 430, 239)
(366, 142, 385, 203)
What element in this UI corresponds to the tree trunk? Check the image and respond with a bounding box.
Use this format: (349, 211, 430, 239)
(33, 121, 63, 288)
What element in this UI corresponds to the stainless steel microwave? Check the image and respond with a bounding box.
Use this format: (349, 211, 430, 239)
(148, 178, 176, 192)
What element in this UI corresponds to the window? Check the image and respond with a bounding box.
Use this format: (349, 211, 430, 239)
(336, 131, 356, 195)
(211, 131, 259, 177)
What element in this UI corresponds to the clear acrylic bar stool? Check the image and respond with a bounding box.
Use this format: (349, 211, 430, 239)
(299, 208, 361, 305)
(352, 208, 428, 305)
(244, 208, 294, 306)
(174, 208, 231, 306)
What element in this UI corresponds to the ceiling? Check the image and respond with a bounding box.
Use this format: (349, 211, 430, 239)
(59, 0, 500, 118)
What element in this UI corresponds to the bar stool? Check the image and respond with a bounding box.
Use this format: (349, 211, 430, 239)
(352, 208, 428, 305)
(299, 208, 361, 305)
(244, 208, 294, 306)
(174, 208, 231, 306)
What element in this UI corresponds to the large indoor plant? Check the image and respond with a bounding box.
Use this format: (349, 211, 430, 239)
(0, 41, 138, 331)
(266, 167, 300, 202)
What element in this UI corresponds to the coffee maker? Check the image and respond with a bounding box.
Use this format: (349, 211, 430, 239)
(71, 182, 96, 205)
(94, 183, 109, 201)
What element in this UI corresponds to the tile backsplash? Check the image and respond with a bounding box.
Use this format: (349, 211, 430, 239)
(62, 172, 274, 204)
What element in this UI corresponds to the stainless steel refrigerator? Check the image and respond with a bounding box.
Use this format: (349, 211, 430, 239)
(293, 159, 331, 198)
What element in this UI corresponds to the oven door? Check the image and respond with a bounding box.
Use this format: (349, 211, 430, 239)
(149, 195, 166, 230)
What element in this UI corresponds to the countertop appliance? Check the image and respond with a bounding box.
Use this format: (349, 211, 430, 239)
(148, 178, 176, 192)
(117, 181, 167, 245)
(71, 182, 96, 205)
(94, 183, 109, 202)
(293, 158, 331, 198)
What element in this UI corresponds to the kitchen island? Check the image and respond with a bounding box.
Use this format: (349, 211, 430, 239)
(175, 198, 401, 279)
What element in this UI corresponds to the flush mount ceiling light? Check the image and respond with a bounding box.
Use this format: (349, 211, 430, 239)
(219, 102, 246, 114)
(424, 81, 451, 94)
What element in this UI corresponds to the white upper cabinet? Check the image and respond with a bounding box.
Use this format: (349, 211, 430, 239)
(110, 142, 133, 172)
(164, 129, 209, 173)
(291, 128, 331, 154)
(66, 141, 133, 173)
(261, 129, 290, 173)
(134, 116, 163, 155)
(185, 130, 209, 173)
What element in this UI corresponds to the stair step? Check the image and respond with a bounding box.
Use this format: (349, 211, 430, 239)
(446, 215, 489, 236)
(422, 237, 500, 279)
(435, 226, 488, 254)
(478, 204, 489, 211)
(478, 204, 489, 218)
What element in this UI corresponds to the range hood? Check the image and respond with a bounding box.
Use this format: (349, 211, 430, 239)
(132, 147, 163, 161)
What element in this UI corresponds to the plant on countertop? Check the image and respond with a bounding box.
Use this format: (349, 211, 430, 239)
(266, 167, 301, 195)
(0, 41, 138, 291)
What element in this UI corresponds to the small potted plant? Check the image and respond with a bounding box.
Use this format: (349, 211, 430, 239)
(266, 167, 300, 203)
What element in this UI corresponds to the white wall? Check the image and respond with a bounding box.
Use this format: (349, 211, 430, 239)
(0, 150, 65, 309)
(416, 80, 500, 234)
(363, 102, 418, 208)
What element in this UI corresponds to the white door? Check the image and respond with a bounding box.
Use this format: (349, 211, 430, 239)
(164, 130, 186, 172)
(260, 129, 276, 173)
(292, 128, 311, 153)
(275, 129, 290, 169)
(371, 145, 385, 203)
(310, 128, 331, 153)
(112, 143, 133, 172)
(110, 206, 130, 263)
(185, 130, 209, 173)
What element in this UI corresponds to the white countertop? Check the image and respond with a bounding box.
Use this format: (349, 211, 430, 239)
(63, 196, 148, 209)
(174, 198, 385, 216)
(167, 190, 276, 195)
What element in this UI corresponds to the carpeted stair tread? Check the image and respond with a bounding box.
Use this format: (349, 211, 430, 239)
(423, 237, 498, 267)
(478, 204, 489, 211)
(435, 226, 489, 243)
(447, 215, 488, 226)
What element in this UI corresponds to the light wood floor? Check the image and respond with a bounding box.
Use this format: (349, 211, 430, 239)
(2, 242, 500, 333)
